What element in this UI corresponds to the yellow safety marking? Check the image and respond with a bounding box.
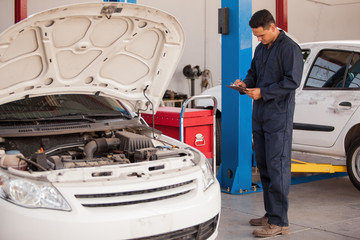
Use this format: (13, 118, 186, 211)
(291, 159, 347, 173)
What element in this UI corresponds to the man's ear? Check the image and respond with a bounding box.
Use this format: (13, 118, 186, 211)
(270, 23, 277, 32)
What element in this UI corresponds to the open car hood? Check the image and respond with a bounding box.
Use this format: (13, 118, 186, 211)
(0, 3, 184, 113)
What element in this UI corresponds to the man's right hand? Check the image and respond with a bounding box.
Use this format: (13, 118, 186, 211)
(234, 79, 247, 88)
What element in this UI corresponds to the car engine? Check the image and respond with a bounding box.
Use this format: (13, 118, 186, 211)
(0, 129, 187, 172)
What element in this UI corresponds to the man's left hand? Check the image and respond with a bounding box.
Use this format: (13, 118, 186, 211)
(245, 88, 262, 100)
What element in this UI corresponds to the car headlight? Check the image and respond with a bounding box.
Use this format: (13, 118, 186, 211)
(190, 148, 215, 191)
(0, 169, 71, 211)
(199, 158, 215, 191)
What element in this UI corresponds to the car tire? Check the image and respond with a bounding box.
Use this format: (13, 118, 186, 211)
(346, 138, 360, 191)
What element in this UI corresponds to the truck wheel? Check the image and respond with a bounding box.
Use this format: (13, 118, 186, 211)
(346, 138, 360, 191)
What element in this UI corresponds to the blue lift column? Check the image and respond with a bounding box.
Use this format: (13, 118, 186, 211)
(217, 0, 254, 194)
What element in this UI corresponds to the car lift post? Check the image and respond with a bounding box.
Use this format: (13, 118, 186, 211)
(217, 0, 255, 194)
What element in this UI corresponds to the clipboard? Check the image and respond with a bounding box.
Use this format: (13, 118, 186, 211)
(226, 85, 246, 93)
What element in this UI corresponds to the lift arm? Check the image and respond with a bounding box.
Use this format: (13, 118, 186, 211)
(291, 159, 347, 173)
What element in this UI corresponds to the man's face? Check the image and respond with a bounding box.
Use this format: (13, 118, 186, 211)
(252, 24, 277, 46)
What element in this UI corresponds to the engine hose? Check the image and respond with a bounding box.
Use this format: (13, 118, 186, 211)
(84, 138, 121, 159)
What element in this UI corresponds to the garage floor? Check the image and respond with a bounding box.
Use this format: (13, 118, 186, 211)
(217, 173, 360, 239)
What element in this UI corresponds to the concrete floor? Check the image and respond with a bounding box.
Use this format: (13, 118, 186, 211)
(217, 174, 360, 239)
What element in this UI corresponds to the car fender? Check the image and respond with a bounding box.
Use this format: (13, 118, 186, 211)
(338, 106, 360, 153)
(196, 85, 222, 112)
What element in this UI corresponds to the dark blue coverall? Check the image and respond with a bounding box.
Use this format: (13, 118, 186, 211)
(243, 30, 303, 227)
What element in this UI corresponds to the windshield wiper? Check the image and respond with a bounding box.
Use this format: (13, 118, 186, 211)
(85, 112, 132, 120)
(39, 112, 132, 122)
(44, 113, 98, 123)
(0, 112, 132, 123)
(0, 114, 97, 123)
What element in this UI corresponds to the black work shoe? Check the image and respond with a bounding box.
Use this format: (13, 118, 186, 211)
(249, 216, 268, 226)
(253, 224, 289, 238)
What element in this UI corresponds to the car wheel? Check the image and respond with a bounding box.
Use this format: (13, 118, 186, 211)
(346, 138, 360, 191)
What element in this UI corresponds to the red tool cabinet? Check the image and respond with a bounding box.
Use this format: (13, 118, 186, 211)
(142, 107, 214, 159)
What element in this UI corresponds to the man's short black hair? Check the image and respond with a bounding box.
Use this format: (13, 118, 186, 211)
(249, 9, 276, 29)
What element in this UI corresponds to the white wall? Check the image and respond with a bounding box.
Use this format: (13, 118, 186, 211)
(138, 0, 221, 97)
(1, 0, 360, 98)
(289, 0, 360, 42)
(27, 0, 102, 15)
(0, 0, 14, 33)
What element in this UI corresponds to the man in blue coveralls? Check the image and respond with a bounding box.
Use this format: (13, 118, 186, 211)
(235, 9, 303, 237)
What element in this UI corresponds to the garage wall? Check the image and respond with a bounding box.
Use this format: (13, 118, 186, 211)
(0, 0, 14, 33)
(138, 0, 221, 97)
(1, 0, 360, 97)
(289, 0, 360, 43)
(27, 0, 102, 15)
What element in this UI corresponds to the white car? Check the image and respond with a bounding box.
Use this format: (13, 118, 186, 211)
(293, 41, 360, 191)
(0, 3, 220, 240)
(198, 41, 360, 191)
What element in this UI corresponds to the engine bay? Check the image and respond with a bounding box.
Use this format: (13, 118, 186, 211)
(0, 129, 188, 172)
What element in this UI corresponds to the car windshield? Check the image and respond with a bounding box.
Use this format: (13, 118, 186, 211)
(0, 94, 131, 121)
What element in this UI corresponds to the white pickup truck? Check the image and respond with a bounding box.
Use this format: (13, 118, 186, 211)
(198, 40, 360, 191)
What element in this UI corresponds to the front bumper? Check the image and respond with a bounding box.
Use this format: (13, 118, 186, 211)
(0, 166, 221, 240)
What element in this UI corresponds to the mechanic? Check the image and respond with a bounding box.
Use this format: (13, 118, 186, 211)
(234, 9, 303, 238)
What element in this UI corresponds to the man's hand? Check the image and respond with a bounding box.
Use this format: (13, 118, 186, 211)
(234, 79, 246, 88)
(234, 79, 262, 100)
(245, 88, 262, 100)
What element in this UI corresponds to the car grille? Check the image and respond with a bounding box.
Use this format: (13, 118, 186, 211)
(74, 179, 196, 207)
(132, 214, 219, 240)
